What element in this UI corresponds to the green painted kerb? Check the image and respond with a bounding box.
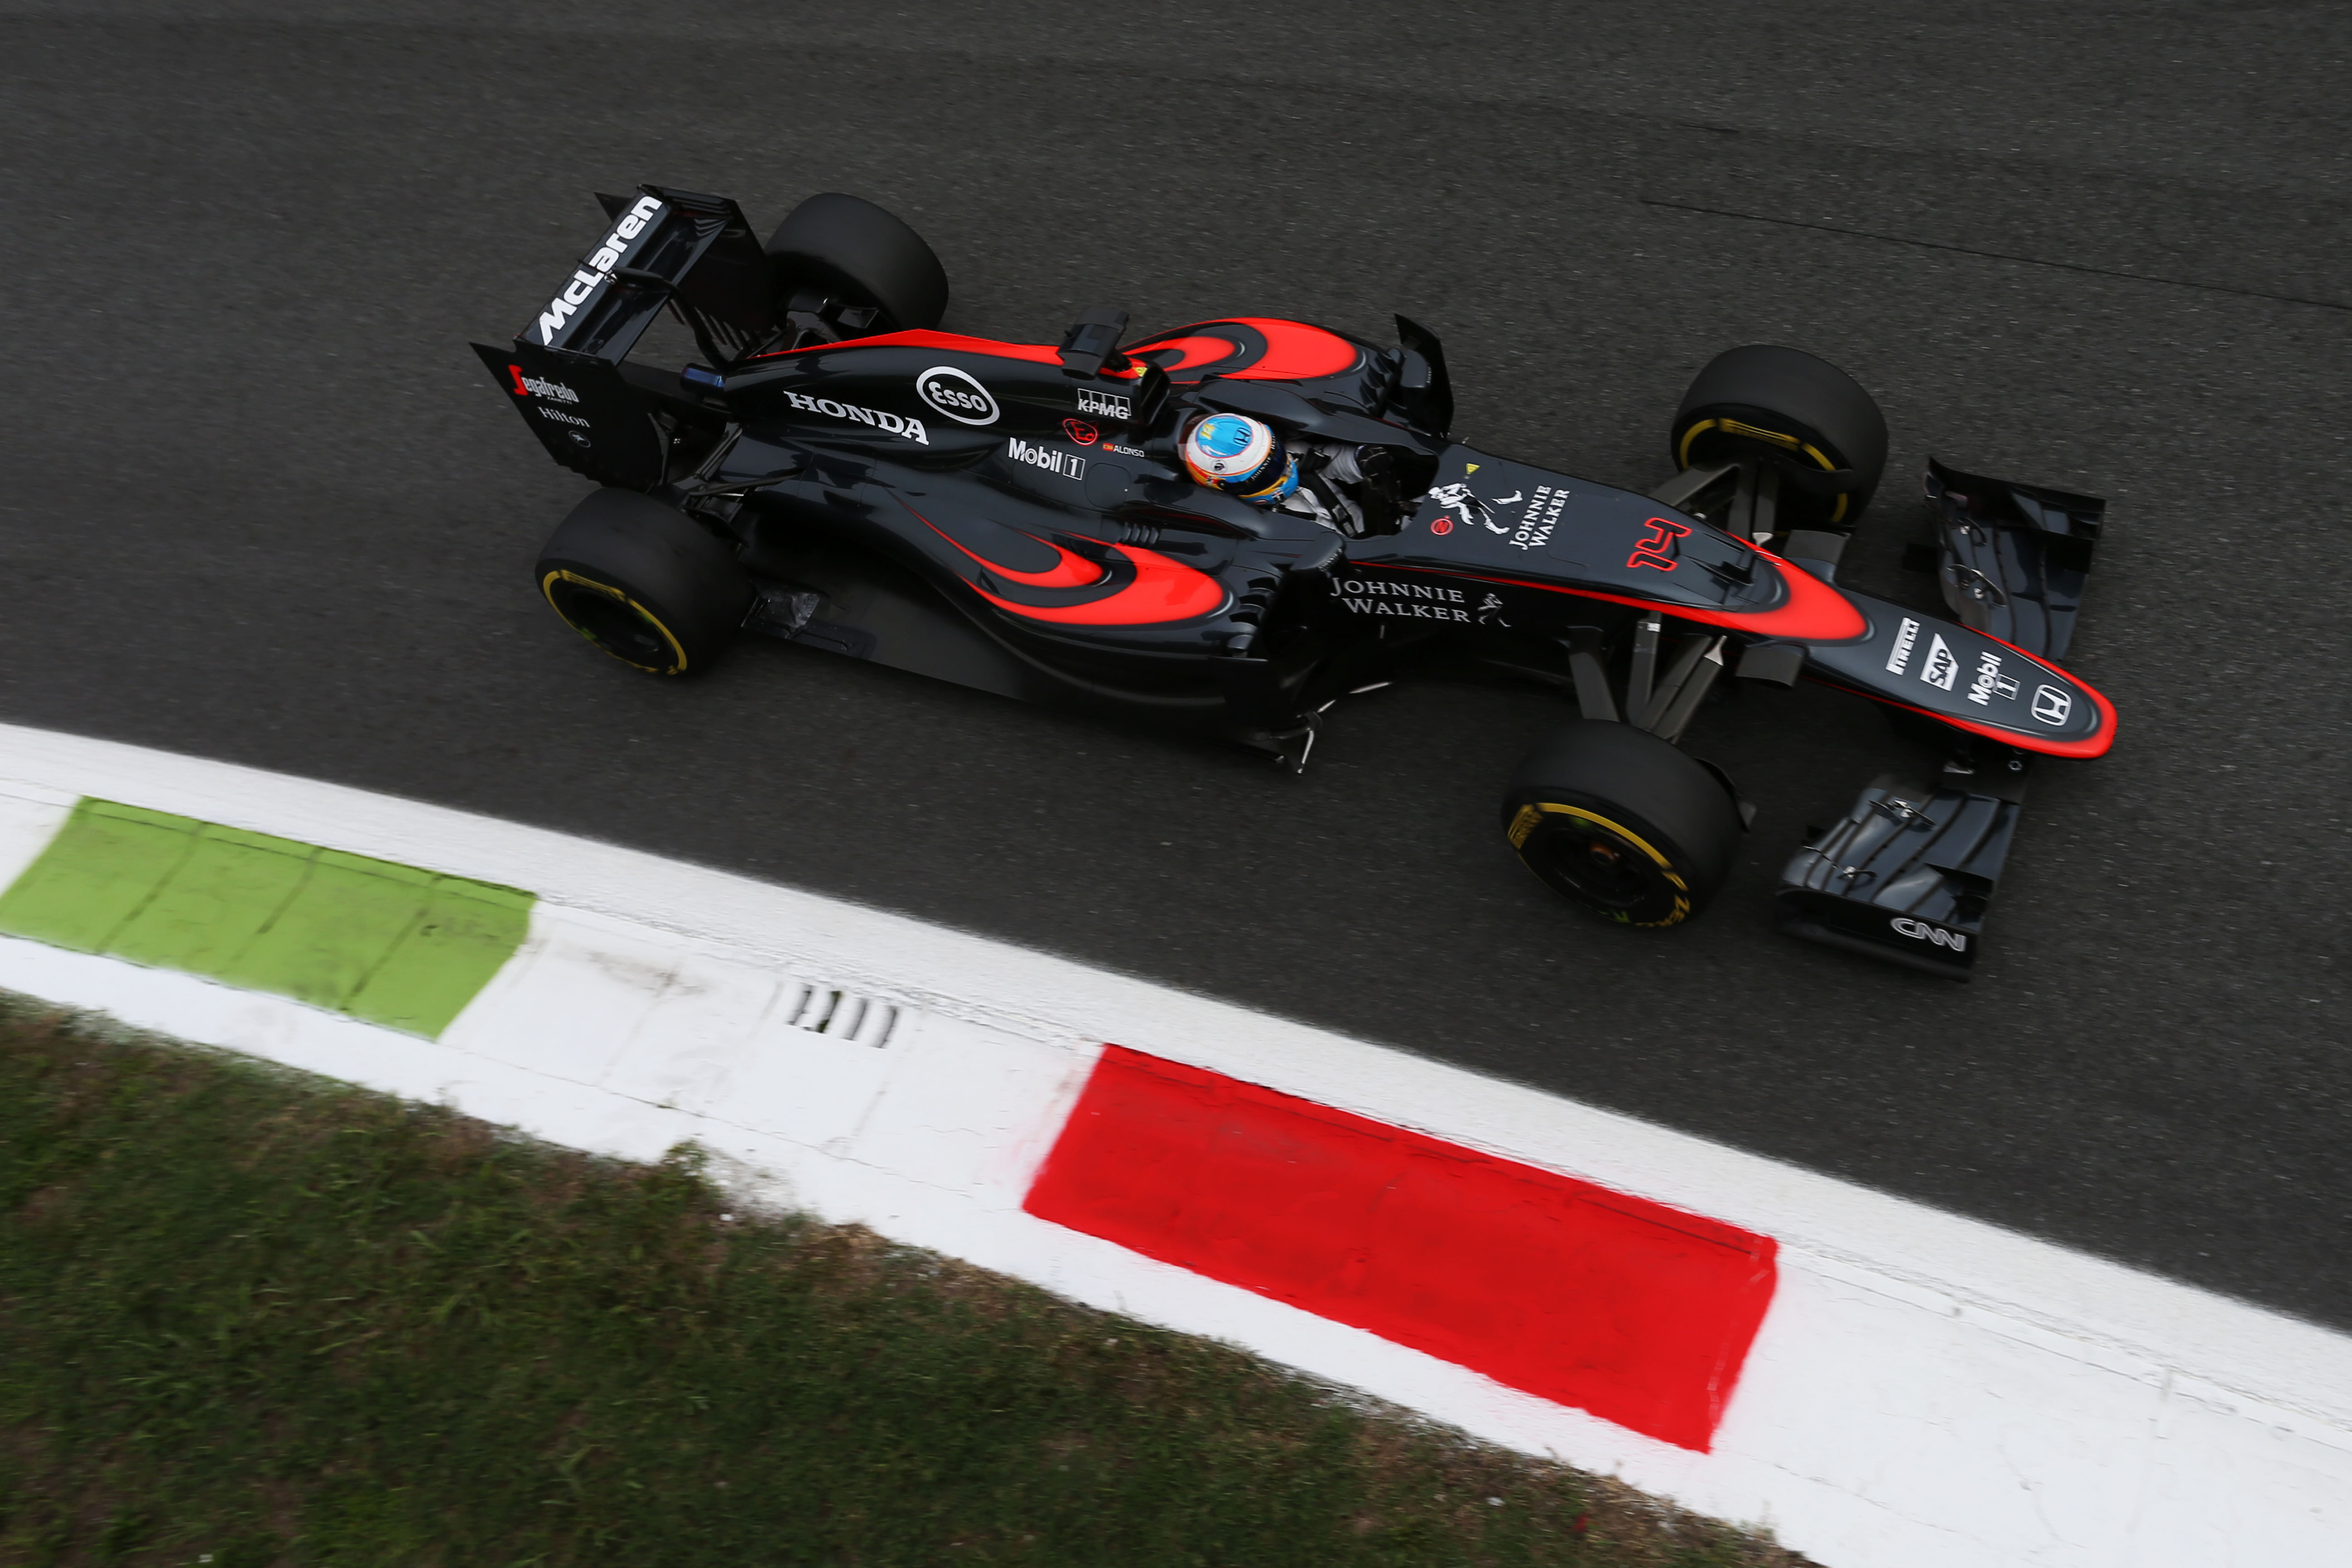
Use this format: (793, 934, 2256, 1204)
(0, 799, 534, 1039)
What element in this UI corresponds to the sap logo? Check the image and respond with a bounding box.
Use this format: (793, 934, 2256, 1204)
(1891, 916, 1968, 951)
(1076, 388, 1131, 419)
(1918, 633, 1961, 692)
(781, 390, 930, 444)
(917, 366, 999, 425)
(537, 194, 664, 345)
(2032, 684, 2073, 725)
(507, 365, 579, 403)
(1967, 649, 2019, 706)
(1626, 516, 1690, 572)
(1885, 617, 1921, 676)
(1008, 437, 1084, 479)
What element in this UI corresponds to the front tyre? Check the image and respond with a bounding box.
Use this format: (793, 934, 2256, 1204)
(534, 489, 752, 676)
(1671, 344, 1889, 527)
(1501, 721, 1744, 927)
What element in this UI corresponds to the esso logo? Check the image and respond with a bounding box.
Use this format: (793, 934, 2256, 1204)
(916, 366, 998, 426)
(1890, 916, 1968, 951)
(1062, 418, 1099, 446)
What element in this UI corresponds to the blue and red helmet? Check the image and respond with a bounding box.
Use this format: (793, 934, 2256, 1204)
(1182, 413, 1298, 505)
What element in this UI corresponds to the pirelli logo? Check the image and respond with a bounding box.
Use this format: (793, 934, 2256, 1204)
(1885, 617, 1921, 675)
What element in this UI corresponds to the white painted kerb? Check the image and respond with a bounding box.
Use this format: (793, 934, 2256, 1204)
(0, 721, 2345, 1568)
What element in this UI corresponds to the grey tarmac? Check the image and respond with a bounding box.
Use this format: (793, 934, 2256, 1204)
(1, 1, 2345, 1324)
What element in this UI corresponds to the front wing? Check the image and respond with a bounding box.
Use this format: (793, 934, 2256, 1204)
(1774, 461, 2112, 978)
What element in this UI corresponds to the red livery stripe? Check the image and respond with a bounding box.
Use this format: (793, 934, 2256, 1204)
(1216, 317, 1361, 380)
(912, 509, 1107, 589)
(1838, 624, 2119, 759)
(1141, 334, 1245, 374)
(1382, 548, 1869, 644)
(1129, 318, 1364, 382)
(1023, 1047, 1779, 1451)
(747, 328, 1133, 372)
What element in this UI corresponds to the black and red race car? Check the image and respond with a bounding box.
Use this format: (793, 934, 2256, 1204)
(471, 186, 2115, 977)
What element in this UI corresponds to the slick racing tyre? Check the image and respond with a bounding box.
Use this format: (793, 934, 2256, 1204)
(1500, 721, 1744, 928)
(535, 489, 753, 676)
(1671, 344, 1889, 528)
(765, 193, 949, 334)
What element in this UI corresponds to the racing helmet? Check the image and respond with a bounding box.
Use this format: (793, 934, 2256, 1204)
(1182, 413, 1298, 505)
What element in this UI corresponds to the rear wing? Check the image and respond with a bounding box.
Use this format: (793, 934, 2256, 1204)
(524, 184, 776, 364)
(470, 184, 773, 490)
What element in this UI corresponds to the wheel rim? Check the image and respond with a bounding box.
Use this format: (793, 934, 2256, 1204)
(542, 571, 686, 673)
(1676, 413, 1851, 525)
(1510, 802, 1693, 926)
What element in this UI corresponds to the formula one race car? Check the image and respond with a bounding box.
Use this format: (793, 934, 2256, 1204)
(472, 186, 2116, 978)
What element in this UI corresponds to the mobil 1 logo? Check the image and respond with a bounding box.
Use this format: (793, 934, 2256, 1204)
(1883, 615, 2078, 730)
(1007, 437, 1084, 480)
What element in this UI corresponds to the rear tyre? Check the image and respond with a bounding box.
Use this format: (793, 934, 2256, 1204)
(1500, 721, 1744, 927)
(765, 193, 949, 334)
(1671, 345, 1889, 527)
(534, 489, 752, 676)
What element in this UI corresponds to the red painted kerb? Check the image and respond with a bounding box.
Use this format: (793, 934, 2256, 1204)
(1023, 1047, 1778, 1451)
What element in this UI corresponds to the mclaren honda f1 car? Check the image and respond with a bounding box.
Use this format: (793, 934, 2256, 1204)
(471, 186, 2117, 978)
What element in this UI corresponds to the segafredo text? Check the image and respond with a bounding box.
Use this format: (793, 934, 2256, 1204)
(536, 195, 664, 346)
(1335, 577, 1473, 622)
(506, 365, 578, 403)
(782, 390, 930, 444)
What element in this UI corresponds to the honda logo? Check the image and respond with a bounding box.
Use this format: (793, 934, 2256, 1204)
(2031, 684, 2073, 725)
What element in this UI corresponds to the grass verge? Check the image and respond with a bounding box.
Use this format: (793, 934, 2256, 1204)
(0, 995, 1808, 1567)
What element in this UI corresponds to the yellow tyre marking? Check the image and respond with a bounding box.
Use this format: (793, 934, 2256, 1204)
(540, 568, 690, 675)
(1507, 801, 1693, 927)
(1674, 417, 1714, 470)
(1676, 417, 1851, 523)
(1716, 416, 1799, 451)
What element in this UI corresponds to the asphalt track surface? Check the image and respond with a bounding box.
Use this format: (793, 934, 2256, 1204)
(4, 2, 2347, 1326)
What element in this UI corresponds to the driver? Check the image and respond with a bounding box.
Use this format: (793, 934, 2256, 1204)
(1181, 413, 1298, 507)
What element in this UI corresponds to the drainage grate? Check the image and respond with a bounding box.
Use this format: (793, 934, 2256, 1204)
(780, 981, 900, 1048)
